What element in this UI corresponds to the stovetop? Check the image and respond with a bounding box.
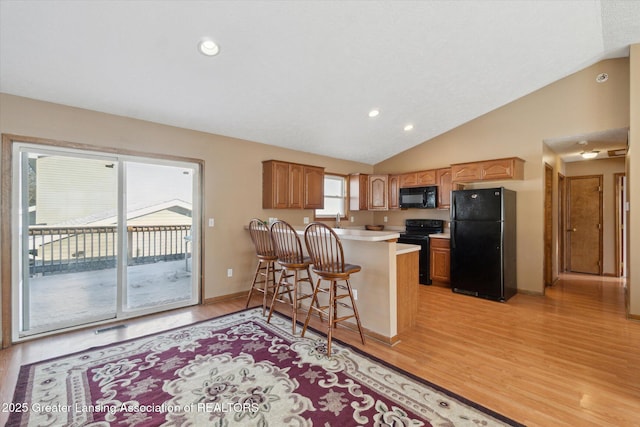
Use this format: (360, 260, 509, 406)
(401, 218, 444, 237)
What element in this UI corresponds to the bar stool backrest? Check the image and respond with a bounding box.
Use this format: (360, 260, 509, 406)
(270, 220, 305, 264)
(248, 218, 276, 259)
(304, 222, 345, 274)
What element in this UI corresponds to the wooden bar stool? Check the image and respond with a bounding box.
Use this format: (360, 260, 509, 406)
(245, 218, 280, 316)
(302, 222, 365, 355)
(267, 220, 321, 334)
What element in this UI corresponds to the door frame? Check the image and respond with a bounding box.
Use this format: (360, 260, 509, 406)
(544, 163, 554, 286)
(614, 172, 626, 277)
(557, 173, 566, 273)
(566, 174, 603, 275)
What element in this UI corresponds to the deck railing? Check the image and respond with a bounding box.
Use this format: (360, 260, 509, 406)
(28, 225, 192, 275)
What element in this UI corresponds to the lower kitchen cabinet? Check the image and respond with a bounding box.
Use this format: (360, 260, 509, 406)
(430, 237, 450, 285)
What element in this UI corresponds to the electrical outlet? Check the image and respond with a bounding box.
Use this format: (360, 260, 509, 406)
(383, 216, 388, 223)
(350, 216, 354, 222)
(208, 218, 215, 227)
(353, 289, 358, 300)
(227, 268, 233, 277)
(303, 217, 309, 224)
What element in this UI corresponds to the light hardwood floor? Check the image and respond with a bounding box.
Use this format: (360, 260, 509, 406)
(1, 273, 638, 426)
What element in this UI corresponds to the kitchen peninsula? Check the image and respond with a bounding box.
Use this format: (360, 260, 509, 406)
(291, 226, 419, 344)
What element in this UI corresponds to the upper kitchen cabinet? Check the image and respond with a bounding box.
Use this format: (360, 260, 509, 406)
(451, 157, 524, 183)
(349, 173, 390, 211)
(399, 169, 437, 188)
(436, 168, 453, 209)
(263, 160, 324, 209)
(388, 174, 400, 210)
(349, 173, 369, 211)
(368, 174, 388, 211)
(304, 165, 324, 209)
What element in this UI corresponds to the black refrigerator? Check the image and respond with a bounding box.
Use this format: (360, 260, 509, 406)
(450, 187, 517, 302)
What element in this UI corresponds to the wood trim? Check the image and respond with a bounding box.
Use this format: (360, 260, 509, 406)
(334, 319, 400, 346)
(613, 173, 625, 278)
(396, 251, 418, 333)
(204, 291, 247, 305)
(0, 133, 206, 348)
(2, 133, 204, 165)
(558, 173, 566, 273)
(1, 135, 14, 348)
(544, 163, 553, 286)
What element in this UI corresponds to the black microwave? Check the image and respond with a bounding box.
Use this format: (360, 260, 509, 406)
(399, 186, 437, 209)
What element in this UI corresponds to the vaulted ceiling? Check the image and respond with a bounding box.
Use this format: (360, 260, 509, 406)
(1, 1, 639, 164)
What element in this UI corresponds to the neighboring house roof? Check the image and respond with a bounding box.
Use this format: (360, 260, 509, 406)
(49, 199, 193, 227)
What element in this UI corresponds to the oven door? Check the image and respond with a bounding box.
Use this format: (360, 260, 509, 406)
(397, 235, 431, 285)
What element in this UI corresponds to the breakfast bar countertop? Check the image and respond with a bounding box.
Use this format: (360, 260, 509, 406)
(293, 226, 400, 242)
(396, 243, 421, 255)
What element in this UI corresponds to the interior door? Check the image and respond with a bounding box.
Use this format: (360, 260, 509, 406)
(544, 164, 553, 285)
(567, 175, 602, 274)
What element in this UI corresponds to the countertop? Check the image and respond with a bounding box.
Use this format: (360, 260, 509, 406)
(429, 232, 450, 239)
(396, 243, 421, 255)
(293, 226, 400, 242)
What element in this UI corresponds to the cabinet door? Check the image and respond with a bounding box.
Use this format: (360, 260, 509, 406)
(430, 238, 450, 284)
(416, 169, 436, 185)
(262, 160, 290, 209)
(303, 166, 324, 209)
(481, 158, 524, 181)
(436, 168, 452, 208)
(349, 174, 368, 211)
(388, 174, 400, 210)
(399, 173, 418, 188)
(451, 163, 482, 183)
(368, 175, 388, 210)
(288, 163, 304, 209)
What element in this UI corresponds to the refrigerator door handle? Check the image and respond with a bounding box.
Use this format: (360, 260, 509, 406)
(451, 193, 456, 221)
(450, 225, 456, 249)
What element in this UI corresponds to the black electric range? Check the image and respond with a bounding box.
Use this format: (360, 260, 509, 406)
(398, 219, 444, 285)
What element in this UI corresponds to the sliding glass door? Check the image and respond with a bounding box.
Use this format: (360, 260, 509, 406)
(15, 149, 119, 334)
(123, 160, 198, 313)
(12, 143, 200, 339)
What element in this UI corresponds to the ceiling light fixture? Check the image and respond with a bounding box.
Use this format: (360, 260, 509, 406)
(368, 109, 380, 118)
(596, 73, 608, 83)
(577, 140, 598, 159)
(581, 150, 599, 159)
(404, 124, 414, 131)
(198, 38, 220, 56)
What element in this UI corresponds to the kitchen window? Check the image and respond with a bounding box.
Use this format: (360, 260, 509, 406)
(315, 174, 347, 219)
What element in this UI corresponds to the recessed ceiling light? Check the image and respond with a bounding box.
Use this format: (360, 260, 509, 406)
(368, 109, 380, 118)
(404, 124, 414, 131)
(596, 73, 608, 83)
(198, 38, 220, 56)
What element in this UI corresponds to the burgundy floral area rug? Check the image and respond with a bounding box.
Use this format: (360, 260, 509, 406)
(8, 308, 524, 426)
